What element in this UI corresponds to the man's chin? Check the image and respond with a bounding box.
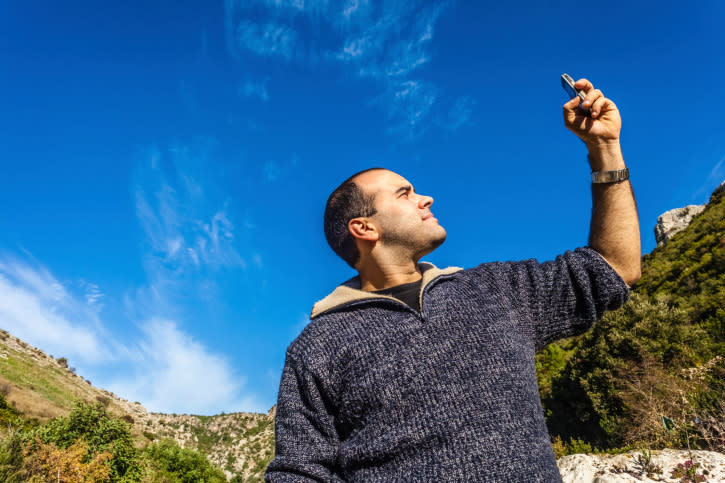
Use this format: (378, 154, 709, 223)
(422, 231, 447, 257)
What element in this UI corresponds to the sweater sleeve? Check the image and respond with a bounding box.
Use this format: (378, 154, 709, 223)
(469, 247, 630, 351)
(265, 351, 343, 483)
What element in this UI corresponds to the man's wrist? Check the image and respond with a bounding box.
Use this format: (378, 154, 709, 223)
(586, 141, 626, 171)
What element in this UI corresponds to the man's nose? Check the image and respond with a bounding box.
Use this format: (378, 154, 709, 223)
(418, 194, 433, 209)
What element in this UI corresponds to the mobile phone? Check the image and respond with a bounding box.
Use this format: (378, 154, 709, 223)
(561, 73, 590, 116)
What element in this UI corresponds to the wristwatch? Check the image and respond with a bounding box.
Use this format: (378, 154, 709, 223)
(591, 168, 629, 184)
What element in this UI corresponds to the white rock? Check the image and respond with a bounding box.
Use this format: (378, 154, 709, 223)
(654, 204, 705, 246)
(559, 454, 596, 483)
(558, 449, 725, 483)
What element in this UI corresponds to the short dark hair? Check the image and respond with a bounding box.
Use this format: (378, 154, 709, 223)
(324, 168, 385, 268)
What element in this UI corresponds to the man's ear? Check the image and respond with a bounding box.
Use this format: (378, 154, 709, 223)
(348, 217, 379, 242)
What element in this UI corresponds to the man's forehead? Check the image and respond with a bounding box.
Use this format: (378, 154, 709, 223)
(354, 169, 410, 193)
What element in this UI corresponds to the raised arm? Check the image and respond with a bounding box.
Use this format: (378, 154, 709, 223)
(563, 78, 641, 285)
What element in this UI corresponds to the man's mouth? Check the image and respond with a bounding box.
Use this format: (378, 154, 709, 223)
(422, 213, 434, 221)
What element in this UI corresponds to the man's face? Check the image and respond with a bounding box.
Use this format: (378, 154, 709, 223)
(353, 169, 446, 260)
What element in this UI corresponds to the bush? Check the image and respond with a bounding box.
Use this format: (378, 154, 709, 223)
(29, 402, 142, 481)
(543, 295, 716, 448)
(18, 438, 112, 482)
(142, 439, 226, 483)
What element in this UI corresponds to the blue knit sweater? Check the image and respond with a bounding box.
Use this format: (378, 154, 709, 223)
(266, 248, 629, 482)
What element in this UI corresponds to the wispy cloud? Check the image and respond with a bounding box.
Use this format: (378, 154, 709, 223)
(442, 95, 476, 131)
(108, 318, 259, 414)
(224, 0, 458, 139)
(123, 142, 263, 413)
(692, 154, 725, 201)
(0, 254, 109, 363)
(258, 0, 330, 13)
(333, 1, 450, 137)
(263, 153, 299, 182)
(337, 1, 446, 80)
(80, 280, 105, 311)
(240, 79, 270, 102)
(0, 140, 262, 414)
(380, 80, 437, 138)
(134, 147, 245, 274)
(235, 21, 298, 61)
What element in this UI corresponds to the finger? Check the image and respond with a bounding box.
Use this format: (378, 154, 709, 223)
(562, 96, 584, 122)
(590, 96, 607, 118)
(563, 95, 582, 112)
(582, 89, 603, 109)
(575, 78, 594, 92)
(596, 98, 618, 118)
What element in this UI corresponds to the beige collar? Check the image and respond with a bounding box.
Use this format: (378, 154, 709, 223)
(310, 262, 463, 319)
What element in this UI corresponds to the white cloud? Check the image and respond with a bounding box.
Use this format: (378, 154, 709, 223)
(81, 280, 105, 310)
(0, 249, 263, 414)
(235, 21, 298, 61)
(108, 318, 259, 414)
(0, 255, 108, 363)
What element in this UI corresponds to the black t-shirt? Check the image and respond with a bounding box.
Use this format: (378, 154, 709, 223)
(371, 278, 423, 313)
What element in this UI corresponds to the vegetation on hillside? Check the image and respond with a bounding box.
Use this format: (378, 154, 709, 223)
(538, 186, 725, 455)
(0, 329, 276, 481)
(0, 399, 230, 482)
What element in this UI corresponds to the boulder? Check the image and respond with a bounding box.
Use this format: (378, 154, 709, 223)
(558, 449, 725, 482)
(654, 205, 705, 246)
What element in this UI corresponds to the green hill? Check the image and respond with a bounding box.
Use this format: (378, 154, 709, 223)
(538, 183, 725, 455)
(0, 331, 275, 481)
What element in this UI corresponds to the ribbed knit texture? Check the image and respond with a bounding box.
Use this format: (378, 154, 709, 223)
(266, 248, 630, 482)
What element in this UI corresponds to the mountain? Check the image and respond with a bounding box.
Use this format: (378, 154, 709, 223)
(0, 330, 275, 481)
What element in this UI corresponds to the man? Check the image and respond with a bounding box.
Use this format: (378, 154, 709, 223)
(265, 78, 641, 482)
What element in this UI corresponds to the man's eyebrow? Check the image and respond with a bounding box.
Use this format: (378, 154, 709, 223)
(395, 185, 412, 195)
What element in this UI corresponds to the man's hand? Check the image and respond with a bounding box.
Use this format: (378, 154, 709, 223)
(563, 78, 621, 147)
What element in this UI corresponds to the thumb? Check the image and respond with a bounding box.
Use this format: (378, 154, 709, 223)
(562, 95, 581, 113)
(562, 96, 582, 124)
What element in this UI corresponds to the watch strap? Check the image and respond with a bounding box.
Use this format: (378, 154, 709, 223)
(591, 168, 629, 184)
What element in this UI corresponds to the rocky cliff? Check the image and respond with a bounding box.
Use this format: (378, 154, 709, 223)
(655, 180, 725, 246)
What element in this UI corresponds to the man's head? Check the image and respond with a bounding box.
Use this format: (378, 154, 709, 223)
(324, 168, 446, 269)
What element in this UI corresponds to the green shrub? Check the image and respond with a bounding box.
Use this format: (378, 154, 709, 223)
(540, 188, 724, 452)
(142, 439, 226, 483)
(29, 402, 142, 481)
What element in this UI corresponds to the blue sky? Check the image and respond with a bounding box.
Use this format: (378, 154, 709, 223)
(1, 1, 723, 415)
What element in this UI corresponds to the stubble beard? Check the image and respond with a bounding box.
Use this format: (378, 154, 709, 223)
(379, 219, 447, 261)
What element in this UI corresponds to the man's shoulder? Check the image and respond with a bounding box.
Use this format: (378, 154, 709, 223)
(285, 309, 361, 364)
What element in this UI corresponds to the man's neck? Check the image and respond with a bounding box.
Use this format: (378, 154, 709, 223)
(357, 260, 422, 292)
